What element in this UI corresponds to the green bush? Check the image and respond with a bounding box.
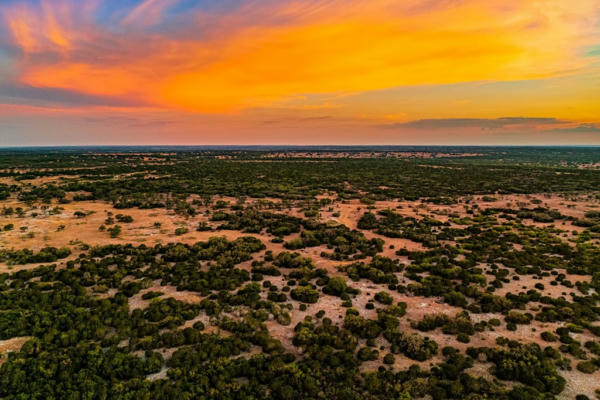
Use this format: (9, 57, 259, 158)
(374, 291, 393, 305)
(291, 286, 320, 303)
(576, 361, 597, 374)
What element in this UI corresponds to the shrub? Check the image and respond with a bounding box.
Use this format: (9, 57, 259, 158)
(108, 225, 122, 238)
(576, 361, 596, 374)
(197, 222, 211, 231)
(115, 214, 134, 223)
(142, 291, 164, 300)
(541, 331, 559, 342)
(175, 227, 189, 235)
(290, 286, 320, 303)
(457, 333, 471, 343)
(383, 353, 395, 364)
(374, 291, 393, 305)
(505, 311, 532, 324)
(323, 276, 348, 296)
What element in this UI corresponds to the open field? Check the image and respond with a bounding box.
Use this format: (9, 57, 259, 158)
(1, 147, 600, 399)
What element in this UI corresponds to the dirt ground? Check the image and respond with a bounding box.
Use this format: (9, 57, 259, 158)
(2, 190, 600, 397)
(0, 336, 31, 365)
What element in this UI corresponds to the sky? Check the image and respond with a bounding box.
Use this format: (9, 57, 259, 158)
(0, 0, 599, 146)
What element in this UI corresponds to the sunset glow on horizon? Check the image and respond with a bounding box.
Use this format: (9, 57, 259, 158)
(1, 0, 599, 145)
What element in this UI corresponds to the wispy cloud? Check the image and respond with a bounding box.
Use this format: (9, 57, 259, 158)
(2, 0, 599, 113)
(382, 117, 600, 138)
(0, 81, 150, 108)
(120, 0, 178, 28)
(548, 123, 600, 134)
(0, 0, 599, 144)
(385, 117, 568, 130)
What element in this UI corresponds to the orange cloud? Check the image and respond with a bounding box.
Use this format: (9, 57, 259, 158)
(22, 63, 148, 98)
(3, 0, 600, 119)
(6, 9, 39, 52)
(44, 14, 70, 49)
(159, 0, 598, 112)
(4, 0, 75, 53)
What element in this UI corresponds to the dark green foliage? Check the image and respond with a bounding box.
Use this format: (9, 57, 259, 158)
(341, 255, 402, 285)
(290, 286, 320, 303)
(384, 329, 438, 361)
(285, 220, 383, 260)
(174, 227, 188, 235)
(576, 361, 597, 374)
(108, 224, 122, 238)
(358, 209, 443, 247)
(273, 251, 314, 269)
(0, 246, 71, 265)
(141, 291, 164, 300)
(216, 208, 302, 236)
(374, 291, 393, 305)
(1, 148, 599, 399)
(413, 312, 475, 337)
(115, 214, 134, 223)
(322, 276, 356, 297)
(4, 148, 600, 207)
(505, 311, 533, 325)
(383, 353, 394, 364)
(468, 339, 566, 395)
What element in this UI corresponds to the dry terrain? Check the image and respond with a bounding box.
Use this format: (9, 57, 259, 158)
(2, 179, 600, 399)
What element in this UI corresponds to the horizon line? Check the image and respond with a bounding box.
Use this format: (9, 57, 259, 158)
(2, 144, 600, 150)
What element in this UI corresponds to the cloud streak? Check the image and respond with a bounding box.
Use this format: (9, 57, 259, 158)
(382, 118, 600, 138)
(386, 117, 568, 130)
(0, 0, 599, 144)
(549, 124, 600, 134)
(3, 0, 599, 112)
(120, 0, 178, 28)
